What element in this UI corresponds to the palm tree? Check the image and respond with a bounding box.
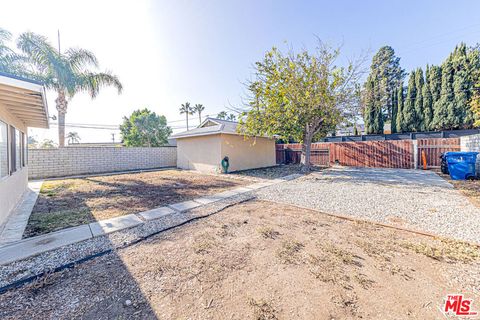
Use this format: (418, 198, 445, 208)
(16, 32, 123, 147)
(193, 104, 205, 124)
(179, 102, 193, 130)
(0, 28, 25, 75)
(66, 131, 80, 145)
(216, 111, 227, 120)
(227, 113, 236, 121)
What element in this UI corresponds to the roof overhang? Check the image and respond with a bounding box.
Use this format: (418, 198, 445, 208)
(0, 73, 49, 129)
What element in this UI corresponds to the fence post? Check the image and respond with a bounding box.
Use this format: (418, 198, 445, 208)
(412, 140, 418, 169)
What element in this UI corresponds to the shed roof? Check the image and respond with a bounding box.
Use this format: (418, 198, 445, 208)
(171, 117, 239, 139)
(0, 72, 49, 128)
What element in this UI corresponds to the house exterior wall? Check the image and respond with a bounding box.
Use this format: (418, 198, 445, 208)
(176, 134, 222, 173)
(28, 146, 177, 179)
(220, 134, 276, 172)
(0, 105, 28, 227)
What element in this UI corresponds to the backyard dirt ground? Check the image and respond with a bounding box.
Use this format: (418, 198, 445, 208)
(24, 169, 249, 237)
(3, 200, 479, 319)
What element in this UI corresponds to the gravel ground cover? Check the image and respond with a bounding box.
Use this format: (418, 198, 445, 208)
(256, 166, 480, 243)
(24, 169, 248, 237)
(0, 200, 478, 319)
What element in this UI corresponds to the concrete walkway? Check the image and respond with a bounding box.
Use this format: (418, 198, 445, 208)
(0, 174, 301, 265)
(0, 181, 43, 246)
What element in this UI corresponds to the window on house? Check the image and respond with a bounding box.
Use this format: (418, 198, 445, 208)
(0, 121, 7, 178)
(15, 129, 21, 171)
(22, 132, 27, 167)
(9, 126, 16, 174)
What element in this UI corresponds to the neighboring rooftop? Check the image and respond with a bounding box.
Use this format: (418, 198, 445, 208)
(171, 117, 239, 139)
(0, 72, 49, 129)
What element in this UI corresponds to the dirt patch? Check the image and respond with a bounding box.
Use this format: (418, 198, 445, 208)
(24, 170, 247, 237)
(3, 200, 479, 319)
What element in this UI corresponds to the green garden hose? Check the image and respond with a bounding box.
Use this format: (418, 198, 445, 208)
(221, 156, 229, 173)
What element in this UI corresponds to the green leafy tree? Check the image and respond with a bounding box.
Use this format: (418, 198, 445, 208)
(120, 108, 172, 147)
(391, 87, 398, 133)
(27, 136, 38, 149)
(429, 65, 442, 109)
(17, 32, 122, 147)
(66, 132, 81, 144)
(403, 72, 417, 131)
(396, 83, 404, 132)
(433, 58, 455, 130)
(227, 113, 236, 121)
(471, 83, 480, 127)
(216, 111, 228, 119)
(0, 28, 25, 75)
(179, 102, 193, 130)
(452, 44, 472, 127)
(414, 68, 424, 130)
(423, 65, 434, 130)
(240, 42, 362, 172)
(363, 80, 375, 134)
(364, 46, 405, 124)
(39, 139, 57, 149)
(193, 104, 205, 124)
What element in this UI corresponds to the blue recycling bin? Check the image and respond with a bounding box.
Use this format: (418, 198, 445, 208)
(445, 152, 479, 180)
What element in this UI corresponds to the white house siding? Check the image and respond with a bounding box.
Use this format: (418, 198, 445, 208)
(0, 105, 28, 227)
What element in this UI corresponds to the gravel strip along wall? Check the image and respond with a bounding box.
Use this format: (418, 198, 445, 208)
(28, 147, 177, 179)
(256, 167, 480, 244)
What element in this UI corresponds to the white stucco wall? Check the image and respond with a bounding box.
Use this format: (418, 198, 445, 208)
(176, 133, 276, 173)
(0, 105, 28, 227)
(176, 134, 222, 173)
(220, 134, 276, 172)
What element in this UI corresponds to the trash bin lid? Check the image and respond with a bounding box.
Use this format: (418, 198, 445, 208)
(446, 152, 479, 164)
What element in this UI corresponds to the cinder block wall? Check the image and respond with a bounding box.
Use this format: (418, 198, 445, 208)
(28, 147, 177, 179)
(461, 134, 480, 152)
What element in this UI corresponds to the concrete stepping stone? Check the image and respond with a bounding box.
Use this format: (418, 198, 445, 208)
(138, 207, 175, 221)
(89, 214, 143, 237)
(245, 182, 275, 190)
(0, 225, 92, 265)
(168, 200, 202, 212)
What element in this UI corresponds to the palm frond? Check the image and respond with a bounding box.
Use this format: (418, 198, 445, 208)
(16, 32, 59, 71)
(75, 71, 123, 98)
(66, 48, 99, 72)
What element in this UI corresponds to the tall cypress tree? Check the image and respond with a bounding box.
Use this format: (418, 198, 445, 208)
(429, 65, 442, 114)
(364, 80, 375, 134)
(396, 83, 404, 132)
(403, 72, 417, 131)
(391, 87, 398, 133)
(433, 57, 455, 130)
(373, 95, 384, 134)
(452, 44, 470, 128)
(423, 65, 434, 130)
(414, 68, 425, 130)
(363, 46, 405, 126)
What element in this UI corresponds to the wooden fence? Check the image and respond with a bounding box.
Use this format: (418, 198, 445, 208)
(417, 138, 460, 169)
(276, 137, 461, 169)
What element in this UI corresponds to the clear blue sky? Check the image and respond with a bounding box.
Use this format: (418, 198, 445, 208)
(2, 0, 480, 142)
